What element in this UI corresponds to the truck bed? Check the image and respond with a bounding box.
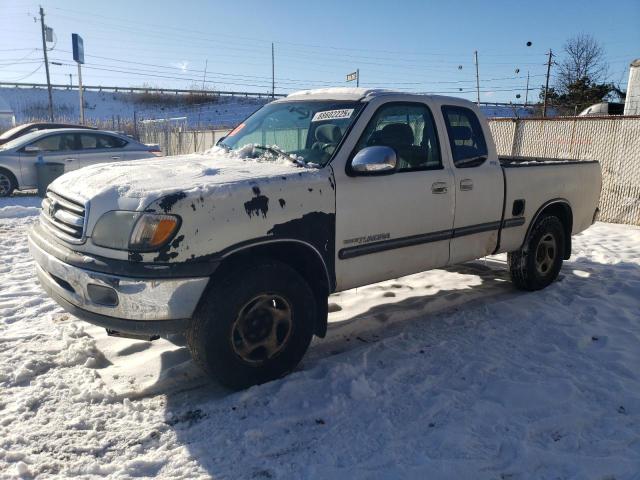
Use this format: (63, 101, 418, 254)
(496, 157, 602, 255)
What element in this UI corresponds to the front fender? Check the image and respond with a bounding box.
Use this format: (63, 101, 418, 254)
(133, 169, 337, 278)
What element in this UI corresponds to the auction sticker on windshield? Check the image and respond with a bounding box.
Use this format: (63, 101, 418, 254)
(311, 109, 354, 122)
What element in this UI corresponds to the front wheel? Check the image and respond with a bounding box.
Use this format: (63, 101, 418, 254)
(508, 215, 565, 291)
(187, 259, 316, 389)
(0, 169, 16, 197)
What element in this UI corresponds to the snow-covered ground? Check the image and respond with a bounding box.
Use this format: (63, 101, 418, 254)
(0, 87, 267, 129)
(1, 195, 639, 479)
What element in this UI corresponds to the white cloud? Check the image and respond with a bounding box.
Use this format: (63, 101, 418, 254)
(172, 61, 189, 72)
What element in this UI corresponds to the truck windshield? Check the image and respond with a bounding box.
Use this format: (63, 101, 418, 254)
(220, 100, 364, 167)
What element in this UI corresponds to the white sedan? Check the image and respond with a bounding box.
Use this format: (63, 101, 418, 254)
(0, 128, 161, 196)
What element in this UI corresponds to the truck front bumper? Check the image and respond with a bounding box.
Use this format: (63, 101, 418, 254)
(28, 231, 209, 335)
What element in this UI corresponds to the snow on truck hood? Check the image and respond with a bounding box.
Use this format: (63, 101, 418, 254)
(49, 147, 318, 211)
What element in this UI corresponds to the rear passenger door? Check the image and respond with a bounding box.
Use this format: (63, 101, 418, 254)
(441, 105, 504, 263)
(76, 132, 129, 168)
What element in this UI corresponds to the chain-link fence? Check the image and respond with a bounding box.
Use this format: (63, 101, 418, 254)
(489, 116, 640, 225)
(138, 121, 229, 156)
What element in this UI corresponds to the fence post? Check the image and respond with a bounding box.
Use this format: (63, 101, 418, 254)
(510, 118, 520, 157)
(133, 110, 139, 140)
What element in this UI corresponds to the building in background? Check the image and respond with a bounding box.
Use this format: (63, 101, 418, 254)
(624, 59, 640, 116)
(0, 93, 15, 129)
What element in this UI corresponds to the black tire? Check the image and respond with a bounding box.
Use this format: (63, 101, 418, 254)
(508, 215, 565, 291)
(0, 168, 16, 197)
(187, 258, 316, 389)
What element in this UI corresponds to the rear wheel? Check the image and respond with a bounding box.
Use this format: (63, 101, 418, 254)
(508, 215, 565, 291)
(0, 169, 16, 197)
(187, 259, 316, 389)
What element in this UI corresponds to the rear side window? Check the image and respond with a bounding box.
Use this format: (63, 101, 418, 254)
(79, 133, 127, 149)
(354, 102, 442, 172)
(441, 106, 488, 168)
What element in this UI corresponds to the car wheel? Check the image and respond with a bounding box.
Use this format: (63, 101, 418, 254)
(0, 169, 16, 197)
(187, 258, 316, 389)
(508, 215, 565, 291)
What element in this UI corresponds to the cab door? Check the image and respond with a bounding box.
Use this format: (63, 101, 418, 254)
(440, 105, 504, 263)
(333, 99, 455, 291)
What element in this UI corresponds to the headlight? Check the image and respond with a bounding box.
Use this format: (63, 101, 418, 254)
(92, 211, 180, 252)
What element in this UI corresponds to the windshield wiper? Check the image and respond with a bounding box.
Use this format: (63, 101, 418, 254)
(252, 145, 308, 166)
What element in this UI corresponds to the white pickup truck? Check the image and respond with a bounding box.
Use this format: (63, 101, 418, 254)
(28, 88, 602, 389)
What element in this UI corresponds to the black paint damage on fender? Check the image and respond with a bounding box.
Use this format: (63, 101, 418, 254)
(159, 192, 187, 213)
(278, 198, 286, 208)
(153, 234, 185, 262)
(267, 211, 336, 289)
(244, 185, 269, 218)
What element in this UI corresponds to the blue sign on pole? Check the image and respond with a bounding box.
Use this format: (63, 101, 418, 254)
(72, 33, 84, 64)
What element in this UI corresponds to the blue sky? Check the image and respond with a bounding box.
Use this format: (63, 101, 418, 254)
(1, 0, 638, 103)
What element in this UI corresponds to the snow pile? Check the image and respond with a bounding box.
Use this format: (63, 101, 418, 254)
(0, 195, 41, 219)
(1, 195, 639, 478)
(0, 205, 40, 219)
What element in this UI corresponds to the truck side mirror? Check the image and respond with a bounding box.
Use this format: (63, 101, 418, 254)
(350, 146, 397, 175)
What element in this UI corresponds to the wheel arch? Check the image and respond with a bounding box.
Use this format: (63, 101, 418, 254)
(214, 238, 332, 337)
(0, 165, 19, 192)
(523, 199, 573, 259)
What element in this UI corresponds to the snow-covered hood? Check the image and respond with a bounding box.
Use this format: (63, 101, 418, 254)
(49, 149, 319, 212)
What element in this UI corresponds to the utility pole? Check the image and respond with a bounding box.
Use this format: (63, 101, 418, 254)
(271, 43, 275, 98)
(39, 6, 54, 122)
(524, 71, 530, 106)
(77, 62, 84, 124)
(356, 68, 359, 87)
(474, 50, 480, 104)
(542, 49, 554, 118)
(202, 59, 208, 90)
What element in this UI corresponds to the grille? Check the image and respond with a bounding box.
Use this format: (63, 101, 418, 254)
(41, 190, 87, 242)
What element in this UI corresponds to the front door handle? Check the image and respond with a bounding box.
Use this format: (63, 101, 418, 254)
(111, 156, 121, 160)
(431, 182, 448, 194)
(64, 158, 76, 162)
(460, 179, 473, 191)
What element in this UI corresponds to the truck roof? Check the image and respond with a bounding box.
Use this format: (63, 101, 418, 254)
(282, 87, 474, 106)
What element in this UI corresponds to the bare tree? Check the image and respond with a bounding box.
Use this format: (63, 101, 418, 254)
(556, 34, 608, 93)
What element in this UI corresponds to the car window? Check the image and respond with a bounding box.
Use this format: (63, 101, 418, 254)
(354, 102, 442, 172)
(29, 133, 77, 152)
(79, 133, 127, 150)
(441, 105, 488, 168)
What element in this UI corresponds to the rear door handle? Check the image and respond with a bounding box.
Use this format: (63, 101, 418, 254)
(111, 156, 121, 160)
(460, 179, 473, 191)
(431, 182, 448, 194)
(64, 158, 76, 162)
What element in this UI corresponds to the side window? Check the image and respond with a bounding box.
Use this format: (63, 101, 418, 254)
(354, 103, 442, 172)
(441, 106, 488, 168)
(79, 133, 98, 149)
(98, 134, 127, 148)
(79, 133, 127, 150)
(29, 133, 76, 152)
